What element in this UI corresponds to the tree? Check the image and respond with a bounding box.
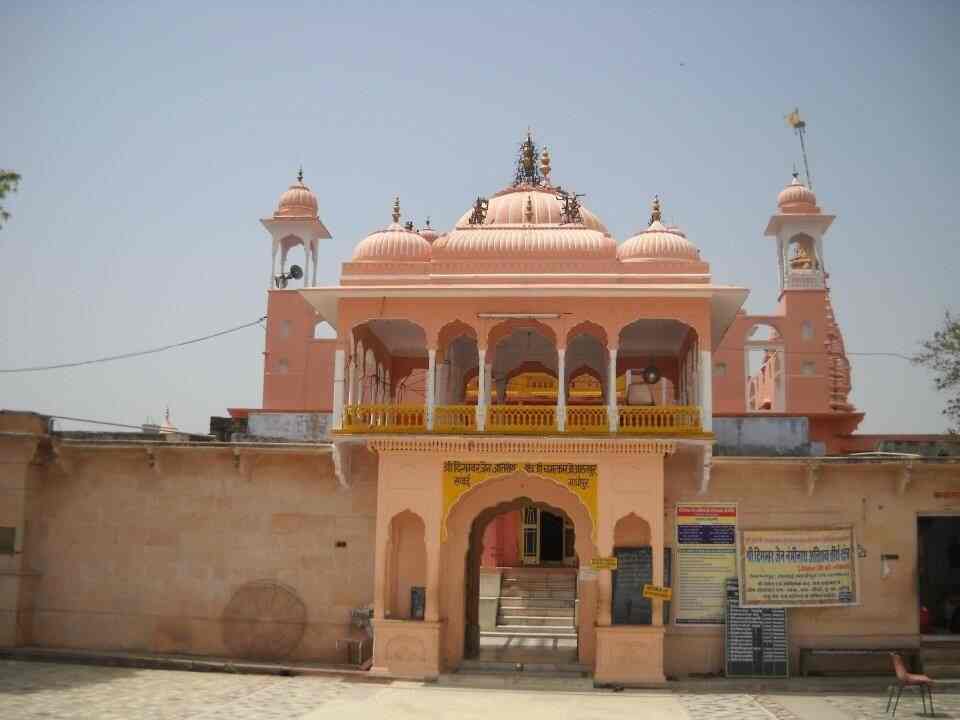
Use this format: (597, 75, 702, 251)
(914, 310, 960, 432)
(0, 170, 21, 228)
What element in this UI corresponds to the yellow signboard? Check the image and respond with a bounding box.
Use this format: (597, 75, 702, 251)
(441, 461, 598, 542)
(591, 557, 618, 570)
(642, 584, 673, 601)
(739, 527, 858, 608)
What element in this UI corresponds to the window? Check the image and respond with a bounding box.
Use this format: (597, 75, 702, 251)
(714, 362, 727, 377)
(0, 527, 15, 554)
(279, 319, 292, 338)
(801, 321, 814, 341)
(801, 361, 816, 376)
(277, 358, 289, 374)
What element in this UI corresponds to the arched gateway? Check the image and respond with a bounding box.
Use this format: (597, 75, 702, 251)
(366, 436, 676, 683)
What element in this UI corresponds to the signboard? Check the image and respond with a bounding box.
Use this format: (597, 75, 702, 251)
(675, 503, 737, 625)
(591, 557, 618, 570)
(724, 578, 788, 678)
(642, 584, 673, 601)
(612, 546, 653, 625)
(739, 527, 859, 608)
(441, 461, 598, 541)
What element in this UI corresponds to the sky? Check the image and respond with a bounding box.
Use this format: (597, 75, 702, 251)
(1, 1, 958, 436)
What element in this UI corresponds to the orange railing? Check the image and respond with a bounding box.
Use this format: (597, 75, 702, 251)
(565, 406, 609, 433)
(339, 405, 426, 433)
(486, 405, 557, 433)
(618, 405, 702, 434)
(433, 404, 477, 433)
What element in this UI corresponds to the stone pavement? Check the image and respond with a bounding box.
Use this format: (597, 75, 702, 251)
(2, 659, 958, 719)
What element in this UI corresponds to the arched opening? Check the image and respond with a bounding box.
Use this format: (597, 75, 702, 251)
(612, 513, 664, 626)
(485, 320, 559, 430)
(313, 319, 337, 340)
(745, 323, 785, 412)
(787, 233, 819, 271)
(442, 471, 598, 669)
(386, 511, 427, 620)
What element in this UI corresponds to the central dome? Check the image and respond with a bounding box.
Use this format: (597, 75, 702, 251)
(453, 186, 609, 234)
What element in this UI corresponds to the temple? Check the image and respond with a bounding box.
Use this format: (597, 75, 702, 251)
(1, 133, 958, 684)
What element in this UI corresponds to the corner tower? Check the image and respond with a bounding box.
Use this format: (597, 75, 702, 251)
(765, 173, 834, 293)
(261, 169, 331, 288)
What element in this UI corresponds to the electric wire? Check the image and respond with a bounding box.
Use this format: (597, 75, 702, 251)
(0, 317, 267, 373)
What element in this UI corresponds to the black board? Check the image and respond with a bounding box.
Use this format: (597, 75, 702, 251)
(724, 578, 788, 677)
(612, 546, 653, 625)
(410, 586, 425, 620)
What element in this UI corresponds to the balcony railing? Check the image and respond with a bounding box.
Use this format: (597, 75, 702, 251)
(618, 405, 702, 434)
(340, 404, 426, 433)
(337, 404, 705, 436)
(487, 405, 557, 433)
(433, 404, 477, 433)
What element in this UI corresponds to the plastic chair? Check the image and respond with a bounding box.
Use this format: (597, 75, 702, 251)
(887, 652, 934, 717)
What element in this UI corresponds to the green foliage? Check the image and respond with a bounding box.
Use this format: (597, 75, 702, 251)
(0, 170, 22, 228)
(914, 310, 960, 432)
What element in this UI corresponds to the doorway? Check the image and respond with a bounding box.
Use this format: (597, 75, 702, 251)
(521, 505, 576, 566)
(918, 516, 960, 636)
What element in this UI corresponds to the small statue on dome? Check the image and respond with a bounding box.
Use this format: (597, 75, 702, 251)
(513, 129, 542, 187)
(469, 196, 489, 225)
(556, 187, 583, 224)
(650, 195, 662, 225)
(392, 196, 401, 224)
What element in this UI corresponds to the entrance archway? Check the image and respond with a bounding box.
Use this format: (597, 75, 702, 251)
(440, 471, 599, 669)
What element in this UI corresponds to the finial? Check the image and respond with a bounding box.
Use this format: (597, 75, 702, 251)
(650, 195, 662, 225)
(392, 196, 401, 224)
(164, 405, 171, 423)
(297, 166, 304, 183)
(425, 216, 432, 228)
(524, 194, 534, 223)
(540, 146, 552, 183)
(514, 129, 542, 187)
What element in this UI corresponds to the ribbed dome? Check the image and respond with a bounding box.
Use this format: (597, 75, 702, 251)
(352, 223, 432, 261)
(275, 177, 318, 218)
(419, 224, 440, 243)
(435, 225, 616, 260)
(455, 187, 609, 234)
(618, 221, 700, 262)
(777, 175, 819, 214)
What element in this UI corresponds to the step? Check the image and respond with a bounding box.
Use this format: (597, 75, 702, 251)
(437, 672, 594, 691)
(481, 628, 579, 638)
(499, 598, 577, 610)
(459, 659, 590, 674)
(921, 663, 960, 678)
(500, 606, 576, 618)
(500, 590, 576, 600)
(497, 616, 575, 627)
(922, 649, 960, 663)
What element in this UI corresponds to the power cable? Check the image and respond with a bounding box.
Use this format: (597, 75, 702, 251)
(0, 317, 267, 373)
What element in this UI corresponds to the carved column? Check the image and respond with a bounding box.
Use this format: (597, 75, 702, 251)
(556, 347, 566, 431)
(426, 349, 436, 430)
(476, 348, 487, 431)
(607, 346, 619, 432)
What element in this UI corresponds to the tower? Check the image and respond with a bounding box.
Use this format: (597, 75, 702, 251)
(260, 169, 331, 288)
(764, 173, 834, 294)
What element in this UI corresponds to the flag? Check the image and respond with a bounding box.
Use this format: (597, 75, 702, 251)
(786, 108, 805, 129)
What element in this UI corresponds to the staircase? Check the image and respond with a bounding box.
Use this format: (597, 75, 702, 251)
(483, 567, 578, 640)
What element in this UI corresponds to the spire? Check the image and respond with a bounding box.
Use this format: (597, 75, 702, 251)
(392, 196, 401, 224)
(513, 129, 542, 187)
(297, 165, 304, 183)
(650, 195, 662, 225)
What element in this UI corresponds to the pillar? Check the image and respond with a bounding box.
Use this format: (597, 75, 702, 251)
(425, 537, 440, 623)
(426, 349, 436, 430)
(607, 347, 618, 432)
(556, 347, 566, 431)
(332, 348, 346, 428)
(476, 348, 487, 431)
(700, 348, 713, 432)
(347, 350, 356, 406)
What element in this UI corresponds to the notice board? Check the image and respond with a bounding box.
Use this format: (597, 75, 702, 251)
(612, 547, 672, 625)
(724, 578, 789, 678)
(675, 503, 737, 625)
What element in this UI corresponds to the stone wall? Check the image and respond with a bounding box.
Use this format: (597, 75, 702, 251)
(19, 442, 377, 663)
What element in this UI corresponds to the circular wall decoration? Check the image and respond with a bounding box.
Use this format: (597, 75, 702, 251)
(222, 580, 307, 660)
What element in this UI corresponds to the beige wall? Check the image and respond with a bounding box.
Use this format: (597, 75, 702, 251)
(663, 452, 960, 677)
(20, 443, 378, 662)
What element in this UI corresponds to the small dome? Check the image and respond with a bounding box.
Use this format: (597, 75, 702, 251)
(419, 219, 440, 244)
(352, 223, 432, 261)
(777, 174, 819, 213)
(618, 220, 700, 262)
(275, 170, 318, 218)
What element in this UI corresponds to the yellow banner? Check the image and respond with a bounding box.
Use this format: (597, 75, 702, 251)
(591, 557, 618, 570)
(739, 528, 858, 607)
(642, 584, 673, 601)
(441, 460, 598, 542)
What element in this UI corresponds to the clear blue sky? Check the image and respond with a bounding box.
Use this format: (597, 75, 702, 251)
(1, 1, 957, 435)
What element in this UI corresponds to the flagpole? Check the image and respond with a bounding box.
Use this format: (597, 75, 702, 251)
(797, 123, 812, 190)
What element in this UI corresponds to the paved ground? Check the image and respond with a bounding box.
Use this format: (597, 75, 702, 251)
(2, 659, 959, 719)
